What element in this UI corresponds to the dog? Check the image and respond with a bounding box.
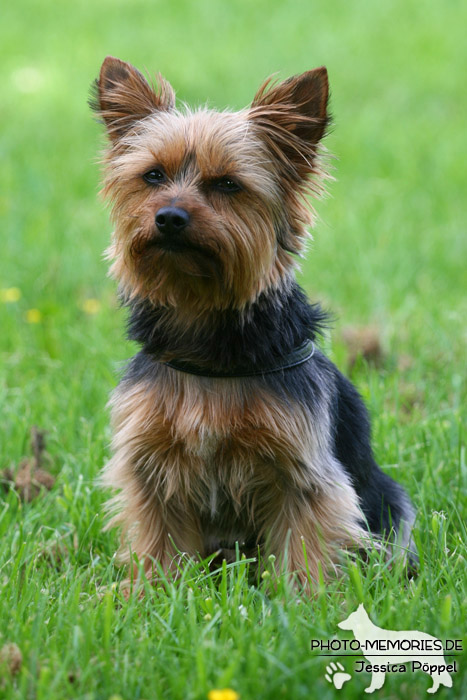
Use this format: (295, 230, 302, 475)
(338, 605, 453, 693)
(91, 56, 416, 586)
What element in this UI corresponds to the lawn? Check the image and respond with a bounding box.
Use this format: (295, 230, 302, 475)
(1, 0, 466, 698)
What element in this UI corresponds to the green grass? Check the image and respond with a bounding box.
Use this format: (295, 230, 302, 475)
(1, 0, 466, 698)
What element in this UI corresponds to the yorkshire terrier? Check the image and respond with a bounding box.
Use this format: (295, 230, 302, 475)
(91, 56, 416, 586)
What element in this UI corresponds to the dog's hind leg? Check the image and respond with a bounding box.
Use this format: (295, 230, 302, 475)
(331, 368, 417, 569)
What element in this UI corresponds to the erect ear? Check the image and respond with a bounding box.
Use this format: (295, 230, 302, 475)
(249, 68, 329, 178)
(90, 56, 175, 141)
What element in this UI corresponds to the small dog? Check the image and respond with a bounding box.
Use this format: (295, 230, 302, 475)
(91, 56, 416, 586)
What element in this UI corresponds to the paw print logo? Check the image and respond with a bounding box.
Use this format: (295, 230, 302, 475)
(325, 661, 352, 689)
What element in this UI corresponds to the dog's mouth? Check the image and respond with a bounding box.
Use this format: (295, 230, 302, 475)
(142, 233, 218, 259)
(131, 231, 224, 281)
(154, 238, 189, 253)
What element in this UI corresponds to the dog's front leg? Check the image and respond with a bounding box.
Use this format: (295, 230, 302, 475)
(116, 496, 205, 588)
(264, 502, 328, 586)
(364, 669, 386, 693)
(129, 497, 204, 578)
(104, 468, 204, 583)
(264, 485, 364, 587)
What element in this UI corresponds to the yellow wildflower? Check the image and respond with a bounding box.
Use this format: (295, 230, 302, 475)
(208, 690, 240, 700)
(26, 309, 41, 323)
(1, 287, 21, 302)
(82, 298, 101, 315)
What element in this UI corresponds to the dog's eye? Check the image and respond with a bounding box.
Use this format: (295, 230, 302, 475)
(143, 168, 166, 185)
(212, 177, 242, 193)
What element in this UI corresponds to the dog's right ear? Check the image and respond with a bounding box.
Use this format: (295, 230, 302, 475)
(90, 56, 175, 141)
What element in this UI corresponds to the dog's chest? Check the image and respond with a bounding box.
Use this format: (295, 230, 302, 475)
(183, 429, 222, 462)
(112, 371, 328, 504)
(163, 374, 279, 465)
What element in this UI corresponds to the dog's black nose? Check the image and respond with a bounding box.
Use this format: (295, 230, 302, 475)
(155, 207, 190, 234)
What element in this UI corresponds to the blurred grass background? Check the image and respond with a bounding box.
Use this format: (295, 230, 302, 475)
(0, 1, 466, 699)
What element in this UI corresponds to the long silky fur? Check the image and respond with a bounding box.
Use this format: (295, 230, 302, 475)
(92, 57, 417, 588)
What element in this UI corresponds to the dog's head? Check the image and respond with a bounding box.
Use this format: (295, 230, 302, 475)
(338, 604, 370, 631)
(92, 56, 329, 312)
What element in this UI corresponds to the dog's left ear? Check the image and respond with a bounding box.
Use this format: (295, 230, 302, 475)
(249, 68, 329, 179)
(91, 56, 175, 141)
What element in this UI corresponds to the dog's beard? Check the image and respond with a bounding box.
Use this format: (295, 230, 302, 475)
(129, 229, 226, 283)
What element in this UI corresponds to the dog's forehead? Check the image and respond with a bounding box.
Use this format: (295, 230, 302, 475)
(131, 109, 268, 178)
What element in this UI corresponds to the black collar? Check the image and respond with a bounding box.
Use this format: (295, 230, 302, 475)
(164, 339, 315, 378)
